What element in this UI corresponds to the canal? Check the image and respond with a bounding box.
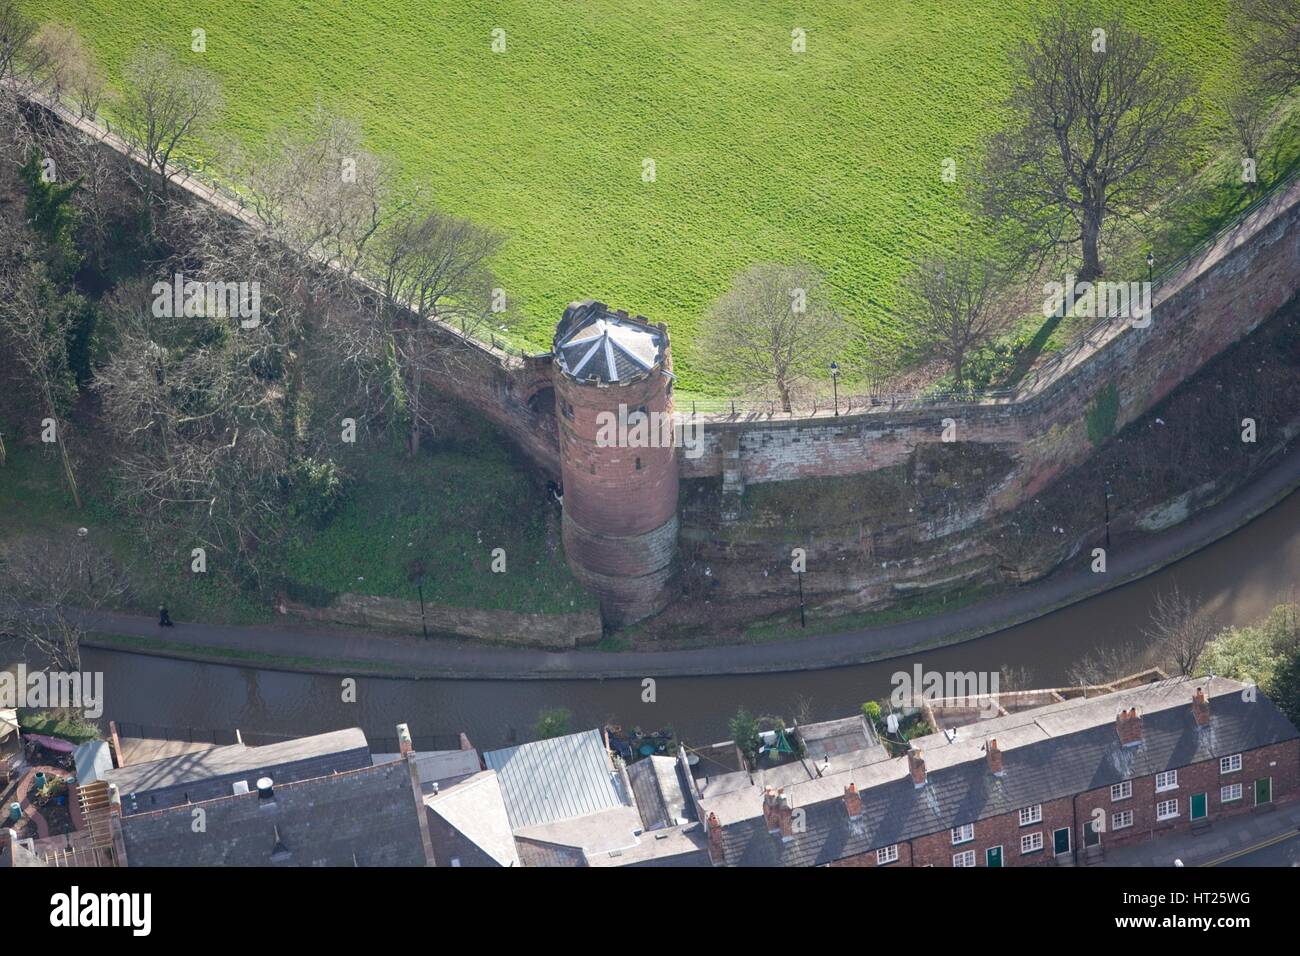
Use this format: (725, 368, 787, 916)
(45, 488, 1300, 750)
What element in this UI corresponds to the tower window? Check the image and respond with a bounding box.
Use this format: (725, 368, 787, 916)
(635, 457, 642, 470)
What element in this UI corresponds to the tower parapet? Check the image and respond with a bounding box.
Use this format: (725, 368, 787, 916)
(552, 301, 679, 626)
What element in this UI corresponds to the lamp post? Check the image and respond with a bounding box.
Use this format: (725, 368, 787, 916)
(796, 570, 806, 628)
(1146, 251, 1154, 287)
(1103, 480, 1113, 552)
(830, 361, 840, 417)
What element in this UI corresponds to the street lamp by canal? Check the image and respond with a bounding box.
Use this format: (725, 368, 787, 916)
(1146, 251, 1154, 287)
(830, 361, 840, 417)
(796, 569, 806, 628)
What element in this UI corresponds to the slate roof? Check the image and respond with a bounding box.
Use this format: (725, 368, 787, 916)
(553, 301, 665, 385)
(710, 678, 1299, 866)
(101, 728, 371, 815)
(119, 758, 430, 867)
(425, 770, 519, 867)
(484, 729, 625, 829)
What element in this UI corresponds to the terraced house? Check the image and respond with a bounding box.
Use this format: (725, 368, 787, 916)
(696, 677, 1300, 867)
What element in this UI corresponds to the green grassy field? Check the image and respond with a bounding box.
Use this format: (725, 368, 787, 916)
(31, 0, 1240, 394)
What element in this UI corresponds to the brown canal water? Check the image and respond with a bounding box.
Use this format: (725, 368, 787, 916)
(54, 489, 1300, 750)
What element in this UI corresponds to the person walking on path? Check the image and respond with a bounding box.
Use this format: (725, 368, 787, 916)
(158, 605, 174, 627)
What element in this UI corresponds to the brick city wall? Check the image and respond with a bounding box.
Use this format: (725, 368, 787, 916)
(680, 176, 1300, 502)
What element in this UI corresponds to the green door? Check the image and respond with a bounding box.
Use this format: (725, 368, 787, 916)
(1190, 792, 1207, 820)
(1255, 778, 1272, 805)
(986, 846, 1002, 868)
(1053, 827, 1071, 855)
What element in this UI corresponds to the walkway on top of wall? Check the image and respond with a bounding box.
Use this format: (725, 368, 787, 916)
(70, 437, 1300, 680)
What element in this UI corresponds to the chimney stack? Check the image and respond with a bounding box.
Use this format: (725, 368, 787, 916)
(986, 739, 1004, 777)
(1116, 707, 1143, 746)
(774, 789, 794, 842)
(1192, 688, 1211, 728)
(908, 749, 927, 788)
(397, 722, 414, 756)
(762, 786, 779, 833)
(707, 812, 724, 865)
(843, 782, 862, 819)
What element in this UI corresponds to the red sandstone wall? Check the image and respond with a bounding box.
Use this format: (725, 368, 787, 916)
(679, 179, 1300, 507)
(555, 344, 680, 625)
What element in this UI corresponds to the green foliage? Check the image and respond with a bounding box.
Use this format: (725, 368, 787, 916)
(1202, 604, 1300, 692)
(1086, 383, 1120, 447)
(729, 706, 762, 769)
(280, 457, 349, 528)
(20, 150, 83, 281)
(37, 0, 1242, 394)
(272, 432, 593, 613)
(532, 706, 572, 741)
(861, 700, 882, 725)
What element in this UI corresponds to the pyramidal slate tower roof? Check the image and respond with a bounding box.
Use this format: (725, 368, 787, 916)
(553, 301, 666, 385)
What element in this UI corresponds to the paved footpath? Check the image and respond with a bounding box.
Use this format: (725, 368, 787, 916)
(1100, 800, 1300, 867)
(75, 441, 1300, 681)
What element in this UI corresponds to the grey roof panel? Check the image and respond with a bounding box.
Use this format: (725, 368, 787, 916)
(102, 728, 372, 814)
(484, 730, 624, 829)
(715, 682, 1299, 866)
(120, 759, 428, 867)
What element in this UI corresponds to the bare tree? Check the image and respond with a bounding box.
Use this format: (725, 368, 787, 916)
(700, 261, 851, 412)
(0, 226, 82, 506)
(0, 0, 40, 86)
(982, 3, 1198, 282)
(0, 536, 130, 671)
(897, 243, 1010, 388)
(30, 22, 106, 117)
(94, 281, 291, 573)
(1066, 641, 1141, 689)
(1224, 85, 1273, 195)
(1146, 584, 1216, 676)
(1238, 0, 1300, 93)
(240, 107, 390, 288)
(118, 45, 221, 205)
(362, 205, 502, 455)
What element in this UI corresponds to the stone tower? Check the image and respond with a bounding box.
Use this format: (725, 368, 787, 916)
(552, 301, 679, 627)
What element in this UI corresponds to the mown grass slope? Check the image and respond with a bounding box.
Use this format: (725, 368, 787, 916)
(31, 0, 1237, 393)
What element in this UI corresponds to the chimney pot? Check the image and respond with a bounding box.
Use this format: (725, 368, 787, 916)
(987, 738, 1004, 776)
(256, 776, 274, 800)
(843, 782, 863, 819)
(397, 722, 413, 755)
(1191, 688, 1211, 728)
(908, 749, 927, 788)
(707, 812, 725, 865)
(1117, 707, 1144, 746)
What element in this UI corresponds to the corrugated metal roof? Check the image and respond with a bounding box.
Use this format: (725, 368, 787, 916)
(484, 730, 624, 829)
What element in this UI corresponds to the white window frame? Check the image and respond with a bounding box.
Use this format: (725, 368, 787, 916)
(1020, 831, 1044, 854)
(1018, 804, 1042, 826)
(1110, 780, 1132, 802)
(876, 844, 899, 865)
(1219, 754, 1242, 774)
(1156, 798, 1179, 821)
(951, 823, 974, 845)
(1155, 770, 1178, 793)
(952, 849, 976, 867)
(1220, 783, 1243, 803)
(1112, 809, 1134, 830)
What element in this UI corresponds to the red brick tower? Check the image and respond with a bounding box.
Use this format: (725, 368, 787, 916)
(552, 301, 679, 626)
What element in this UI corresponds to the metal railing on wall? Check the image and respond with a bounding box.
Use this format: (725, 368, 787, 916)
(16, 79, 1300, 425)
(686, 161, 1300, 422)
